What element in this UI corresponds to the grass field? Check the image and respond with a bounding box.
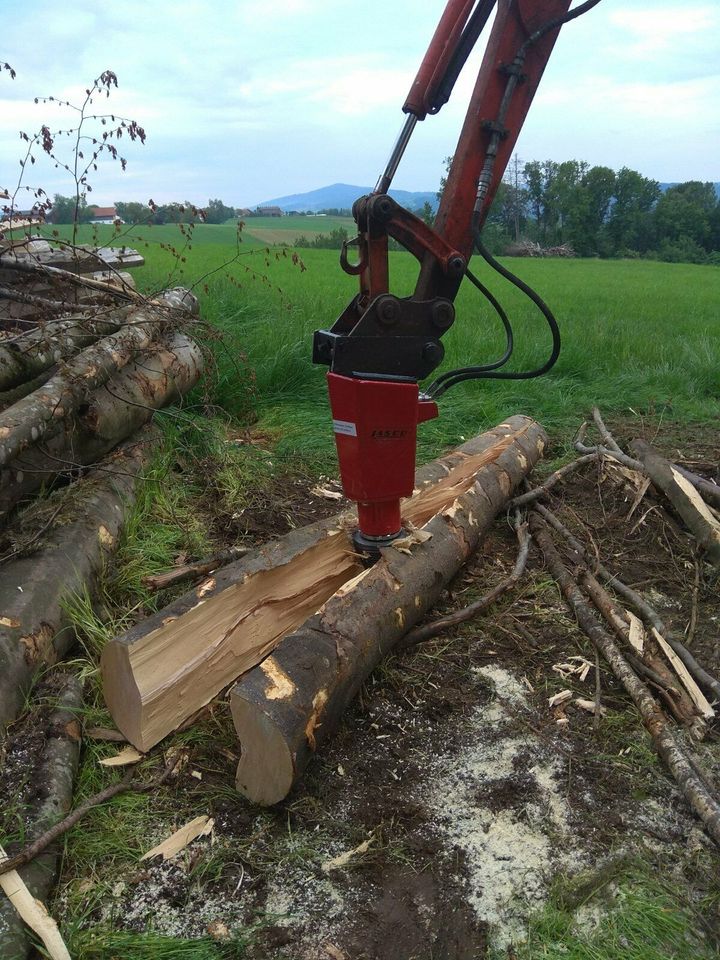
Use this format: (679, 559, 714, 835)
(46, 223, 719, 472)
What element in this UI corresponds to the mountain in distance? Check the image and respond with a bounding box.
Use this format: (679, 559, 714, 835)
(254, 180, 719, 214)
(255, 182, 438, 213)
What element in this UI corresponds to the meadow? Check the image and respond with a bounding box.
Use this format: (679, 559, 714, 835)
(57, 220, 720, 470)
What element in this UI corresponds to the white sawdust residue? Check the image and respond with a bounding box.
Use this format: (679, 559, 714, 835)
(425, 664, 586, 948)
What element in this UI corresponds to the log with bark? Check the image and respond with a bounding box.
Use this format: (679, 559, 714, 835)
(0, 288, 197, 470)
(0, 673, 82, 960)
(0, 429, 158, 732)
(0, 308, 132, 393)
(101, 416, 546, 753)
(228, 419, 547, 805)
(0, 331, 203, 515)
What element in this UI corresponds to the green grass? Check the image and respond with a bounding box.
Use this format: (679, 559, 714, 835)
(511, 860, 717, 960)
(43, 222, 720, 471)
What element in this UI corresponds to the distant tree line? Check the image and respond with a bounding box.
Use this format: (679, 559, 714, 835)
(46, 196, 237, 225)
(478, 160, 720, 264)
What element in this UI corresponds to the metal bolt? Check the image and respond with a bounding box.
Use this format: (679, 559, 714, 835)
(377, 296, 399, 325)
(431, 300, 454, 331)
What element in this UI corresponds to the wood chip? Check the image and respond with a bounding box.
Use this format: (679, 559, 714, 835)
(0, 844, 70, 959)
(626, 611, 645, 654)
(310, 485, 343, 501)
(85, 726, 127, 743)
(140, 815, 214, 862)
(391, 525, 433, 554)
(575, 698, 608, 717)
(98, 746, 143, 766)
(652, 628, 715, 720)
(321, 834, 376, 873)
(548, 689, 573, 708)
(324, 945, 347, 960)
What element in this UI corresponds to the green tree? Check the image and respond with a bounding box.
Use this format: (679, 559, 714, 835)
(653, 181, 717, 251)
(115, 200, 152, 224)
(205, 198, 235, 224)
(606, 167, 660, 254)
(47, 193, 93, 224)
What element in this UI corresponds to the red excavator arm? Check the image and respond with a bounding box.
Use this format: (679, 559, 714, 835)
(313, 0, 598, 554)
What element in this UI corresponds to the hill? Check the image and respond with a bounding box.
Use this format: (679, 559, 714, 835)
(255, 182, 438, 214)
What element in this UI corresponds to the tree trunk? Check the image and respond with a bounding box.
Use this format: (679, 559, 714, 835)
(229, 420, 547, 805)
(0, 332, 202, 516)
(101, 416, 546, 753)
(0, 429, 158, 732)
(0, 308, 132, 392)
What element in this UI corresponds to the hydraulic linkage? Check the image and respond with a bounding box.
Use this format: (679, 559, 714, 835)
(313, 0, 599, 555)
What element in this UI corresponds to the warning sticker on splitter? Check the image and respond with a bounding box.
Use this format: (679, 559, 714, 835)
(332, 419, 357, 437)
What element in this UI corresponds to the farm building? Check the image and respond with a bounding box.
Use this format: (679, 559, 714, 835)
(89, 205, 121, 223)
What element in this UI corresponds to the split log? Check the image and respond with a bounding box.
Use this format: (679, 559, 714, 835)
(0, 673, 82, 960)
(0, 288, 196, 469)
(631, 439, 720, 566)
(0, 430, 158, 732)
(0, 332, 203, 515)
(229, 421, 547, 805)
(101, 416, 545, 752)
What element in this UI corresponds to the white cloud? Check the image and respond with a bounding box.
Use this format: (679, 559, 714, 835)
(609, 6, 717, 58)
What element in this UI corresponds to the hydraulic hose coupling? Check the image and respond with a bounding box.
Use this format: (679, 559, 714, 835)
(326, 372, 438, 554)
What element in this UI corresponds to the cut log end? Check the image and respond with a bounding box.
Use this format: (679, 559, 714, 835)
(232, 698, 296, 806)
(98, 643, 145, 750)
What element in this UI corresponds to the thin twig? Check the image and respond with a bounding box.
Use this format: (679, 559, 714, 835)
(0, 503, 64, 566)
(0, 755, 179, 877)
(533, 502, 720, 703)
(398, 510, 530, 649)
(591, 406, 624, 455)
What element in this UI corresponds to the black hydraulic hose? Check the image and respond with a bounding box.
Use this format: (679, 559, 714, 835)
(426, 265, 514, 397)
(425, 226, 561, 398)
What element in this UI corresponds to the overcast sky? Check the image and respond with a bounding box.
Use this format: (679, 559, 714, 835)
(1, 0, 717, 208)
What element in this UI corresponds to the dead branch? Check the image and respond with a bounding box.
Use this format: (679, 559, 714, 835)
(529, 512, 720, 847)
(0, 285, 81, 313)
(0, 755, 179, 878)
(398, 510, 530, 648)
(533, 502, 720, 704)
(591, 406, 624, 455)
(141, 546, 251, 591)
(578, 569, 702, 733)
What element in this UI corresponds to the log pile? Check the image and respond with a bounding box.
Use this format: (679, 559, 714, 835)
(0, 229, 204, 733)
